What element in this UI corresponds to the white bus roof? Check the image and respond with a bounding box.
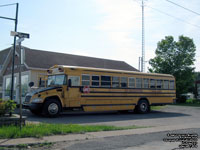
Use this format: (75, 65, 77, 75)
(51, 65, 174, 78)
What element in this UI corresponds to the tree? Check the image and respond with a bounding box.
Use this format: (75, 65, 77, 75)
(149, 35, 196, 98)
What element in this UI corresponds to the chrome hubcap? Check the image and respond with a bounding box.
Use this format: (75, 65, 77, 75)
(140, 103, 147, 112)
(48, 103, 58, 115)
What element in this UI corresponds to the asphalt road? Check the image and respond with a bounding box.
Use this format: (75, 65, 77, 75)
(18, 105, 200, 150)
(21, 105, 200, 127)
(50, 128, 200, 150)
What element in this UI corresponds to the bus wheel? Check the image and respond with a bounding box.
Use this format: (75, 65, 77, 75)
(44, 100, 61, 117)
(136, 100, 150, 114)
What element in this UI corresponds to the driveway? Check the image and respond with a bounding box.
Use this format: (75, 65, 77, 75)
(20, 105, 200, 128)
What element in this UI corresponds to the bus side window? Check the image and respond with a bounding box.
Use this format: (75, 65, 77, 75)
(82, 74, 90, 86)
(143, 78, 149, 88)
(150, 79, 156, 89)
(121, 77, 128, 88)
(92, 75, 99, 87)
(112, 76, 120, 88)
(101, 76, 111, 87)
(156, 80, 162, 89)
(68, 76, 80, 86)
(128, 77, 135, 88)
(136, 78, 142, 88)
(170, 80, 175, 89)
(164, 80, 169, 89)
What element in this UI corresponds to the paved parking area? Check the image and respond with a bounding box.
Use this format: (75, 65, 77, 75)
(19, 105, 200, 128)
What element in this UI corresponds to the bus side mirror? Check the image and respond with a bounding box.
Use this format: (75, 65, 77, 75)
(29, 82, 34, 88)
(68, 79, 72, 87)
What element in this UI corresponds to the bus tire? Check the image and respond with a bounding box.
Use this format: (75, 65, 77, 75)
(135, 99, 150, 114)
(43, 99, 61, 117)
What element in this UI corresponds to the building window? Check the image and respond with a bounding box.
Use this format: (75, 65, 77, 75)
(121, 77, 128, 88)
(136, 78, 142, 88)
(82, 74, 90, 86)
(112, 76, 120, 88)
(92, 75, 99, 87)
(5, 77, 17, 98)
(21, 75, 29, 97)
(69, 76, 80, 86)
(164, 80, 169, 89)
(143, 78, 149, 88)
(101, 76, 111, 87)
(128, 77, 135, 88)
(5, 77, 11, 97)
(150, 79, 156, 89)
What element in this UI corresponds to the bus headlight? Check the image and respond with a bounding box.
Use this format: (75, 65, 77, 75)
(31, 98, 43, 103)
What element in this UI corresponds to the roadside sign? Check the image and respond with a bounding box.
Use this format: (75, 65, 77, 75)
(10, 31, 30, 38)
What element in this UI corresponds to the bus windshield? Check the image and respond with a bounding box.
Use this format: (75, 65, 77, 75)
(47, 75, 66, 86)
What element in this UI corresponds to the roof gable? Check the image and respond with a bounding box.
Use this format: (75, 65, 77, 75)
(24, 47, 138, 71)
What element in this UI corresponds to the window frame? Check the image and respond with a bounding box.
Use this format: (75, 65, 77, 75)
(82, 74, 90, 86)
(128, 77, 135, 88)
(91, 75, 100, 87)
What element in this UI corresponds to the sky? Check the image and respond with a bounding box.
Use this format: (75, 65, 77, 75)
(0, 0, 200, 72)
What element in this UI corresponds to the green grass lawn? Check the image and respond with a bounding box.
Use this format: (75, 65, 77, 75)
(151, 106, 166, 110)
(0, 123, 146, 139)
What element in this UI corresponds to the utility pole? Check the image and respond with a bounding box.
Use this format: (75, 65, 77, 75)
(138, 57, 141, 71)
(11, 3, 19, 100)
(0, 3, 19, 100)
(11, 31, 30, 130)
(141, 0, 145, 72)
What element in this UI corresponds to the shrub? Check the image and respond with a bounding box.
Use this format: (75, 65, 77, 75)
(0, 100, 6, 116)
(5, 100, 16, 116)
(0, 99, 16, 116)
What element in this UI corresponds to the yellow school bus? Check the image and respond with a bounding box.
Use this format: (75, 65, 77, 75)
(23, 65, 176, 117)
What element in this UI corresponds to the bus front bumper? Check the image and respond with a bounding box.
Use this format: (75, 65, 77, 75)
(23, 103, 43, 111)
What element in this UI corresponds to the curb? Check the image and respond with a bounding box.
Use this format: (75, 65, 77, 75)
(0, 123, 200, 147)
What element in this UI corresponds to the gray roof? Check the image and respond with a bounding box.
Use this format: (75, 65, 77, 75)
(0, 48, 11, 66)
(1, 46, 138, 72)
(23, 47, 138, 71)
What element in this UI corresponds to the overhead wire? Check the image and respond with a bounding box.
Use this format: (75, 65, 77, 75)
(146, 5, 200, 29)
(165, 0, 200, 16)
(132, 0, 200, 29)
(0, 3, 17, 8)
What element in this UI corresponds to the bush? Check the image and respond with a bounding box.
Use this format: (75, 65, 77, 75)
(0, 100, 6, 116)
(0, 99, 16, 116)
(5, 100, 16, 116)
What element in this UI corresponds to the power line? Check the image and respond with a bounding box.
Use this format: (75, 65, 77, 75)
(146, 5, 200, 29)
(0, 3, 17, 8)
(165, 0, 200, 16)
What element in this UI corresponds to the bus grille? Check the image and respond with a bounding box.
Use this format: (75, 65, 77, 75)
(25, 96, 31, 103)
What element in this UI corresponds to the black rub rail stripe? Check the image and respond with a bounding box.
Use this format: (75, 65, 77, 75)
(81, 95, 175, 98)
(90, 91, 176, 94)
(82, 104, 136, 106)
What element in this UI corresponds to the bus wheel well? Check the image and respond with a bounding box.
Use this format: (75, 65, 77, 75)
(44, 96, 63, 111)
(137, 98, 149, 105)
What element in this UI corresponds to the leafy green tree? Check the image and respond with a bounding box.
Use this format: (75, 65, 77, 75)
(149, 35, 196, 97)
